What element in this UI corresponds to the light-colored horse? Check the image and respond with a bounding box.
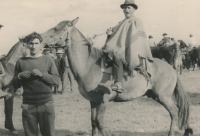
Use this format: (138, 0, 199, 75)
(61, 17, 192, 136)
(0, 20, 70, 135)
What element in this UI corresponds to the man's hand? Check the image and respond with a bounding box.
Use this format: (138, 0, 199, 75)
(106, 27, 112, 35)
(18, 71, 31, 79)
(31, 69, 43, 77)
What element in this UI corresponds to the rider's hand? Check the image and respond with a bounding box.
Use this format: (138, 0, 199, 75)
(106, 27, 112, 36)
(31, 69, 43, 77)
(18, 71, 31, 79)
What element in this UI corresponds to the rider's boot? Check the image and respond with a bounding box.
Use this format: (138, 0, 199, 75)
(110, 82, 123, 93)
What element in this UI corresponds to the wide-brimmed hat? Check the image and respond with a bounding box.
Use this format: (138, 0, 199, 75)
(149, 35, 153, 38)
(162, 33, 167, 36)
(189, 34, 193, 37)
(44, 48, 50, 51)
(120, 0, 138, 10)
(43, 43, 50, 48)
(56, 49, 64, 54)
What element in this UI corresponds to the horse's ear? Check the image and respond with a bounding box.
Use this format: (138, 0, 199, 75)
(19, 37, 24, 43)
(71, 17, 79, 26)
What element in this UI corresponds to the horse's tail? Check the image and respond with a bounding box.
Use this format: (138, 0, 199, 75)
(174, 77, 190, 130)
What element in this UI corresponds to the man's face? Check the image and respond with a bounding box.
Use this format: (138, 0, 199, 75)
(45, 51, 50, 55)
(56, 53, 63, 58)
(28, 38, 42, 55)
(123, 6, 135, 18)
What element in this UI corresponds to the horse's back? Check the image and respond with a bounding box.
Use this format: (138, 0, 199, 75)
(151, 58, 177, 95)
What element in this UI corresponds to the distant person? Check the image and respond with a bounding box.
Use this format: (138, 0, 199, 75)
(0, 25, 4, 74)
(170, 38, 175, 42)
(12, 32, 60, 136)
(170, 38, 175, 45)
(43, 47, 56, 59)
(158, 33, 170, 46)
(188, 34, 198, 49)
(53, 48, 65, 93)
(62, 48, 76, 93)
(0, 24, 3, 30)
(148, 35, 156, 47)
(50, 46, 57, 57)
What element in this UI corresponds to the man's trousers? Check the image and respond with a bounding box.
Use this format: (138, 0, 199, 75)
(21, 101, 55, 136)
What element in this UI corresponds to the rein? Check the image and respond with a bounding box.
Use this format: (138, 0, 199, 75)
(53, 25, 106, 45)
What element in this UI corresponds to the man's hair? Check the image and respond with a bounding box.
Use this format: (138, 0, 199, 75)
(24, 32, 43, 43)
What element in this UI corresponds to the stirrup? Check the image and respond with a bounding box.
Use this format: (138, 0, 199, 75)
(110, 82, 123, 93)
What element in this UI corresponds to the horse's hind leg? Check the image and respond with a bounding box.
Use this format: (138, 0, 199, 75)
(158, 96, 178, 136)
(90, 101, 109, 136)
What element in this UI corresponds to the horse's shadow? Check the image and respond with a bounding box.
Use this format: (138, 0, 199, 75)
(0, 128, 185, 136)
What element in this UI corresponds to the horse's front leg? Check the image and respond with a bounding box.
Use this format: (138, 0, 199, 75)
(4, 87, 18, 135)
(90, 101, 109, 136)
(90, 101, 99, 136)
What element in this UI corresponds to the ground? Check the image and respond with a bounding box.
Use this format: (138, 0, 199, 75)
(0, 68, 200, 136)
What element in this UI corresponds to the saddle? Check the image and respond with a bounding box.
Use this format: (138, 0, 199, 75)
(98, 54, 151, 95)
(101, 54, 150, 79)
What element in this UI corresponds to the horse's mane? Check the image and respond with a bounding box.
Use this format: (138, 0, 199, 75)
(88, 45, 103, 60)
(2, 42, 23, 66)
(178, 40, 187, 48)
(72, 27, 103, 61)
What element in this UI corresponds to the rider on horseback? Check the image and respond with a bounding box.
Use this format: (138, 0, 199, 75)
(103, 0, 153, 93)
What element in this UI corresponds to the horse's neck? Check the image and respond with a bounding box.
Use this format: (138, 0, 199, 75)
(4, 42, 23, 66)
(67, 43, 101, 80)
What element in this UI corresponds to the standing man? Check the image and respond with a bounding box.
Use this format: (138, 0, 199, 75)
(148, 35, 157, 47)
(12, 32, 60, 136)
(103, 0, 153, 93)
(188, 34, 198, 49)
(54, 48, 65, 94)
(43, 44, 57, 59)
(62, 48, 75, 93)
(0, 24, 4, 74)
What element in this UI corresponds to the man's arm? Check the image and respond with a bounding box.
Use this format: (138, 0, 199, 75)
(40, 58, 60, 86)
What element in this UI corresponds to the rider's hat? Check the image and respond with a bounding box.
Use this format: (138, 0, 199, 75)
(149, 35, 153, 38)
(56, 48, 64, 54)
(120, 0, 138, 10)
(162, 33, 167, 36)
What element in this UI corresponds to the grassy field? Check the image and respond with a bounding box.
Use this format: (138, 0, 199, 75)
(0, 68, 200, 136)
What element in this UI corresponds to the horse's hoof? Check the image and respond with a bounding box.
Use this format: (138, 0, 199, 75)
(10, 130, 18, 135)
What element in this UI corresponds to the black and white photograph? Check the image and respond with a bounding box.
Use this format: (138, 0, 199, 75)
(0, 0, 199, 136)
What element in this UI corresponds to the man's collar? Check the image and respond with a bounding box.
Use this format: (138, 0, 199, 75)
(27, 52, 43, 58)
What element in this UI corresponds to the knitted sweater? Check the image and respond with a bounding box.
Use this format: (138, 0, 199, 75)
(12, 55, 60, 104)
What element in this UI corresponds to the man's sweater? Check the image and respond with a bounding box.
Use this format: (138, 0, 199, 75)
(12, 55, 60, 104)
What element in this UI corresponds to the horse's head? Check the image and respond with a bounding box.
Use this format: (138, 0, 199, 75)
(63, 17, 90, 49)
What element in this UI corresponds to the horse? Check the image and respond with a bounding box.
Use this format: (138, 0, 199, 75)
(188, 47, 200, 71)
(61, 17, 192, 136)
(0, 20, 70, 135)
(150, 45, 176, 65)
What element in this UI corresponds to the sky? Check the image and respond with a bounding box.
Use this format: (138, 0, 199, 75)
(0, 0, 200, 55)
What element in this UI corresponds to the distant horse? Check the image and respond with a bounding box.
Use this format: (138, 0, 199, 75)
(151, 45, 176, 65)
(61, 17, 192, 136)
(189, 47, 200, 71)
(0, 20, 70, 135)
